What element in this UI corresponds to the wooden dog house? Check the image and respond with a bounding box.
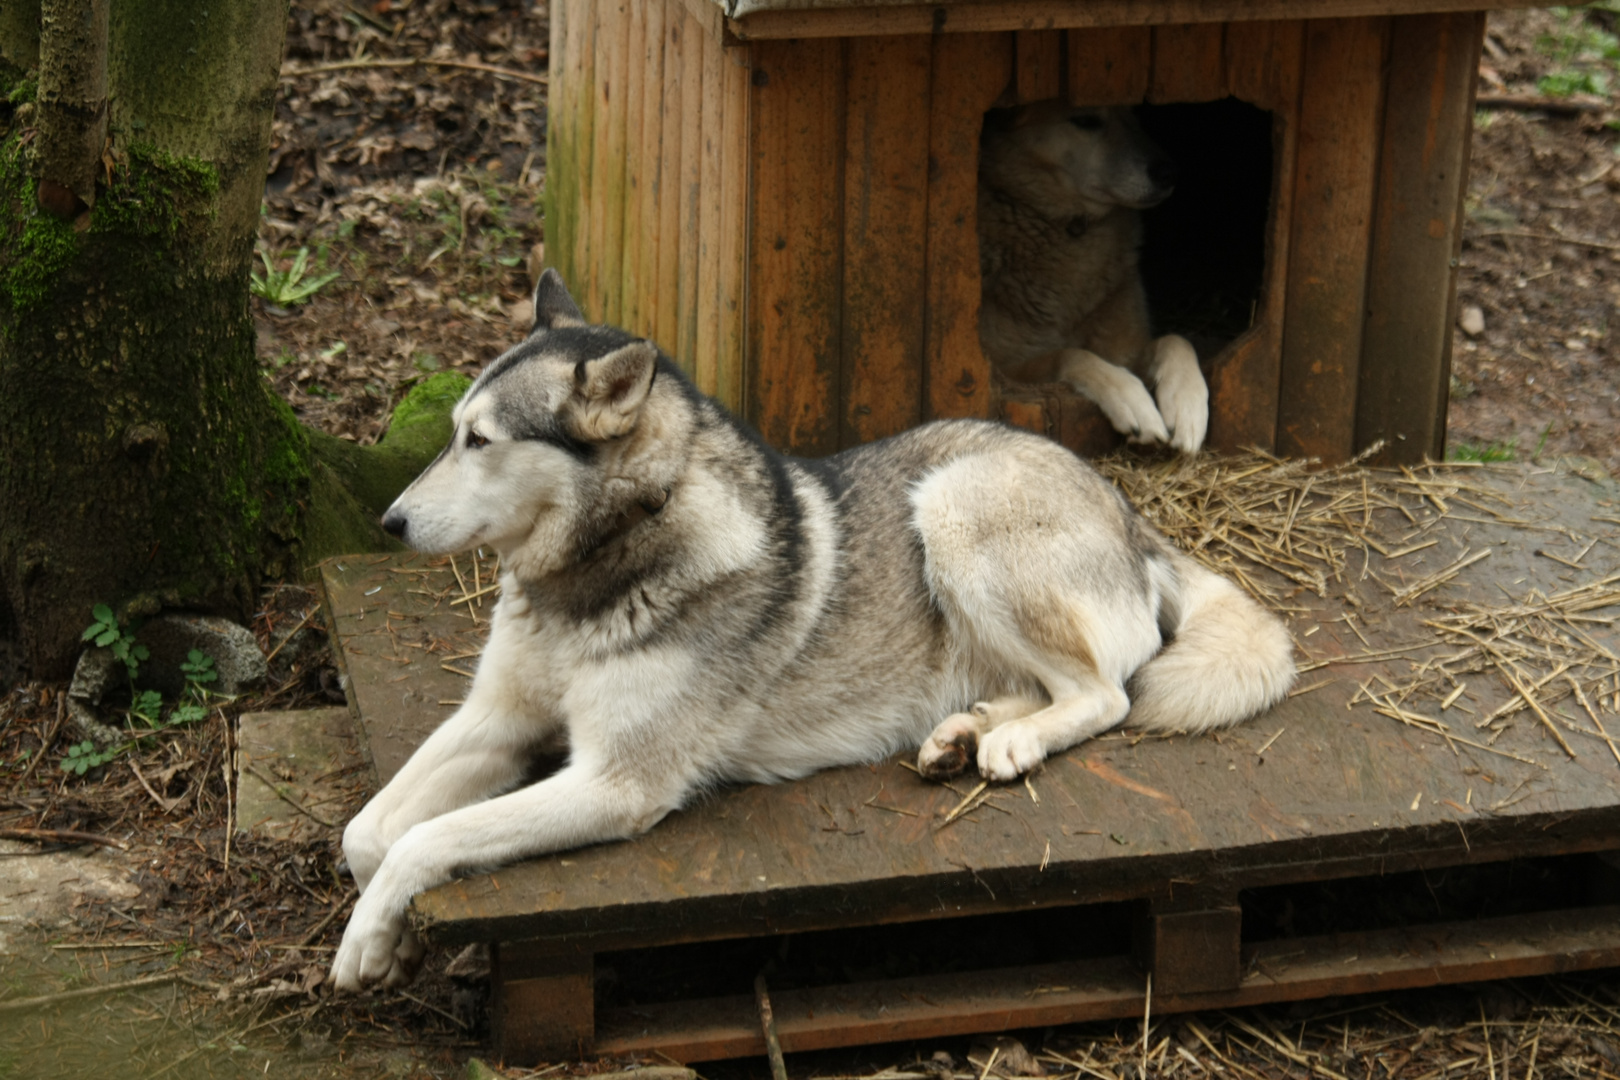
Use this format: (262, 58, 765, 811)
(543, 0, 1531, 464)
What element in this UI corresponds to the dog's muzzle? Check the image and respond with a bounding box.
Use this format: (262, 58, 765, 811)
(381, 509, 408, 539)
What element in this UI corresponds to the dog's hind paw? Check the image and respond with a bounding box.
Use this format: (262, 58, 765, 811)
(918, 714, 980, 780)
(977, 721, 1046, 781)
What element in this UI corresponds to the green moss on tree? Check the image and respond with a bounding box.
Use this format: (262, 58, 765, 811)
(0, 86, 469, 676)
(308, 371, 471, 517)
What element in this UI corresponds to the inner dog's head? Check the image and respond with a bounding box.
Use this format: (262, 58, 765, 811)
(981, 101, 1176, 222)
(382, 271, 680, 569)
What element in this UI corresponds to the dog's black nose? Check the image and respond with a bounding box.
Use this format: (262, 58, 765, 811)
(381, 509, 408, 538)
(1148, 158, 1178, 189)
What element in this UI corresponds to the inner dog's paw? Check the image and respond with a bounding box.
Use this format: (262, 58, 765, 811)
(977, 722, 1045, 782)
(332, 901, 426, 992)
(919, 714, 980, 780)
(1094, 372, 1170, 446)
(1155, 369, 1208, 453)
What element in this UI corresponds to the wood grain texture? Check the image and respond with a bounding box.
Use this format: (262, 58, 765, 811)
(1015, 28, 1063, 103)
(1205, 19, 1303, 452)
(1147, 22, 1224, 102)
(492, 944, 594, 1063)
(1224, 17, 1304, 112)
(587, 0, 630, 324)
(654, 0, 687, 357)
(589, 907, 1620, 1061)
(747, 37, 845, 454)
(840, 35, 932, 446)
(723, 0, 1543, 40)
(923, 31, 1009, 423)
(674, 2, 707, 373)
(1355, 11, 1484, 464)
(1066, 25, 1150, 105)
(1276, 17, 1389, 461)
(636, 0, 669, 341)
(694, 24, 726, 396)
(620, 0, 647, 334)
(717, 44, 750, 414)
(1057, 392, 1119, 457)
(543, 0, 595, 293)
(999, 395, 1049, 437)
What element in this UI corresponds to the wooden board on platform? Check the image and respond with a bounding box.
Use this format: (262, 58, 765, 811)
(320, 551, 498, 784)
(322, 464, 1620, 1061)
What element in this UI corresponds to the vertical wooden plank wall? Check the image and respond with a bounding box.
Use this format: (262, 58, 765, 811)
(924, 31, 1010, 424)
(694, 27, 727, 396)
(840, 36, 932, 447)
(542, 0, 593, 302)
(1207, 19, 1304, 452)
(653, 4, 686, 359)
(1068, 27, 1149, 105)
(1356, 11, 1484, 463)
(586, 0, 629, 324)
(547, 2, 1468, 462)
(674, 5, 706, 370)
(1015, 30, 1063, 102)
(1148, 24, 1225, 103)
(748, 37, 846, 455)
(1275, 17, 1391, 460)
(619, 0, 647, 335)
(717, 46, 750, 413)
(615, 0, 648, 338)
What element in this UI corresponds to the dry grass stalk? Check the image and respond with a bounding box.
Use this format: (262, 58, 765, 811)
(1097, 450, 1620, 766)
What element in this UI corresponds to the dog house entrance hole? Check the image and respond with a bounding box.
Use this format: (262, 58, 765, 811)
(1136, 100, 1273, 361)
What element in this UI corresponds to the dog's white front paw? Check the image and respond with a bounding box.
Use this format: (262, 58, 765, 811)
(1092, 369, 1170, 446)
(977, 722, 1045, 781)
(331, 888, 426, 992)
(1151, 337, 1207, 453)
(919, 712, 980, 780)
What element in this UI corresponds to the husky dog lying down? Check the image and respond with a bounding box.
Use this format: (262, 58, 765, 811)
(330, 272, 1295, 991)
(978, 102, 1208, 452)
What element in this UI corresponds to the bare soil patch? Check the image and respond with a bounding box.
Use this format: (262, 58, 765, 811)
(1450, 7, 1620, 470)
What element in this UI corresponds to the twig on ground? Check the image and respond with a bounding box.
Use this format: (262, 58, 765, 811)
(242, 763, 339, 828)
(281, 56, 549, 86)
(17, 693, 65, 787)
(0, 827, 126, 849)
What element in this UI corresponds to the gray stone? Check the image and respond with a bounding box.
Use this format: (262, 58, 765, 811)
(67, 647, 128, 745)
(235, 707, 365, 840)
(137, 614, 267, 698)
(1459, 304, 1486, 337)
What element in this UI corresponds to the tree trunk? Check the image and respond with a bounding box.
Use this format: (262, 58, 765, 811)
(0, 0, 306, 679)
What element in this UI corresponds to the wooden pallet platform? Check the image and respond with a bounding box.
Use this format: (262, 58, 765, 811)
(319, 462, 1620, 1064)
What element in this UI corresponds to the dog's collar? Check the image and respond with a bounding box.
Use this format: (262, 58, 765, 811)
(594, 486, 671, 549)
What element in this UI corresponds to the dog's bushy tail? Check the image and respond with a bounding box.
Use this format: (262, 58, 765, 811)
(1126, 553, 1295, 734)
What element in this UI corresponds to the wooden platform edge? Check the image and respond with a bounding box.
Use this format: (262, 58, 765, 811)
(593, 903, 1620, 1062)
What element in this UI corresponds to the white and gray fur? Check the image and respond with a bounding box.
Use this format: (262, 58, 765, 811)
(979, 101, 1209, 452)
(330, 271, 1294, 991)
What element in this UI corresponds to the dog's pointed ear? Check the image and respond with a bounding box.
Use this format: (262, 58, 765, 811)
(569, 340, 659, 441)
(531, 268, 586, 332)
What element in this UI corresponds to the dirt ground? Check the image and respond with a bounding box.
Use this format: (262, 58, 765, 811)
(1450, 7, 1620, 472)
(7, 3, 1620, 1078)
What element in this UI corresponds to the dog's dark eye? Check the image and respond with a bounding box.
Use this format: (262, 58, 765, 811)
(1069, 114, 1105, 131)
(465, 430, 490, 449)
